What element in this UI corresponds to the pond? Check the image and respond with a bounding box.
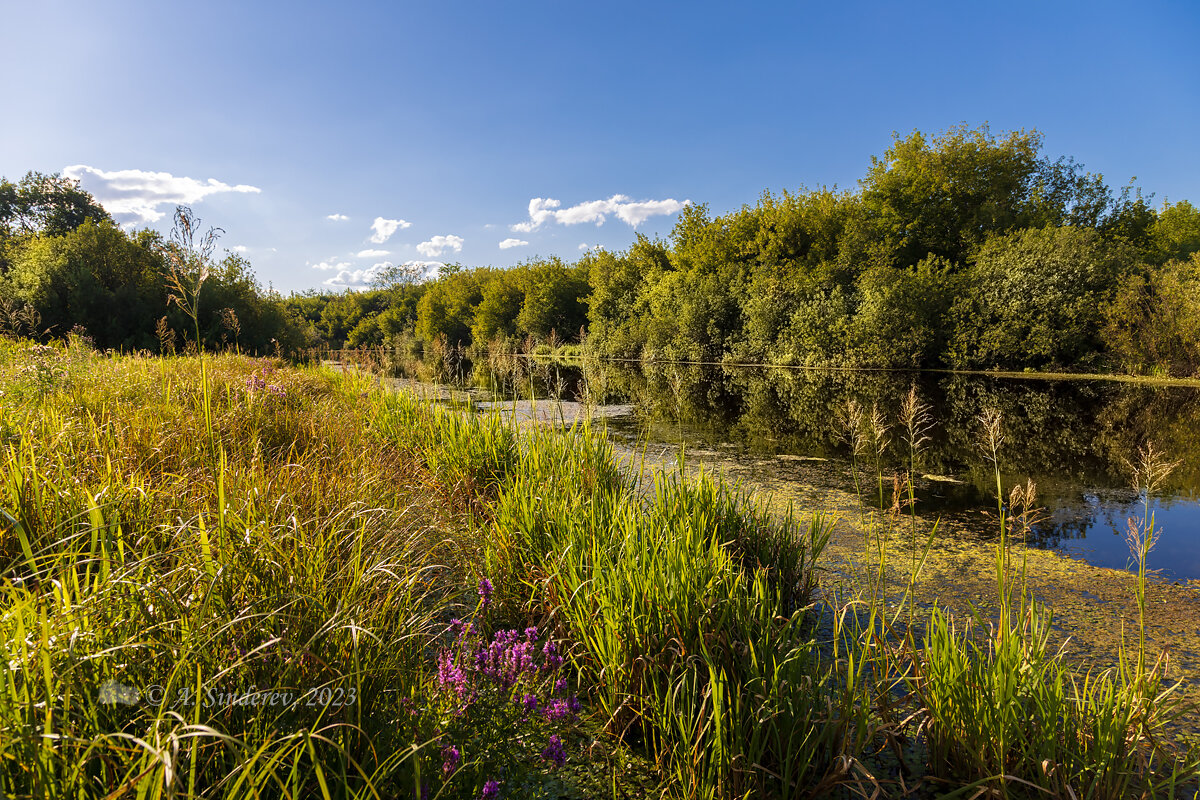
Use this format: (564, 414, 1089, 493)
(476, 359, 1200, 583)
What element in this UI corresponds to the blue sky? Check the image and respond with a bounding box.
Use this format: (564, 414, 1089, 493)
(2, 0, 1197, 293)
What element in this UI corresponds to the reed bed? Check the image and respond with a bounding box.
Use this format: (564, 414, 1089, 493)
(1, 337, 1197, 798)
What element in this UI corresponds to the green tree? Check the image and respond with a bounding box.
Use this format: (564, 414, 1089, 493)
(948, 226, 1128, 369)
(585, 236, 670, 358)
(850, 257, 956, 368)
(472, 270, 524, 343)
(1150, 200, 1200, 264)
(515, 258, 588, 341)
(0, 171, 113, 274)
(5, 219, 165, 347)
(416, 271, 481, 345)
(1102, 253, 1200, 376)
(0, 171, 112, 239)
(859, 125, 1113, 269)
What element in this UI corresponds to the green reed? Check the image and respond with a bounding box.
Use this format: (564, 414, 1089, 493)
(903, 409, 1199, 798)
(3, 338, 1197, 799)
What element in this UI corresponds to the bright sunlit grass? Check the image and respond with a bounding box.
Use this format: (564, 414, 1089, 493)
(1, 338, 1197, 799)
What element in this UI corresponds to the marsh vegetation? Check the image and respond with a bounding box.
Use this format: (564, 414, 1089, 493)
(2, 337, 1198, 798)
(4, 124, 1200, 797)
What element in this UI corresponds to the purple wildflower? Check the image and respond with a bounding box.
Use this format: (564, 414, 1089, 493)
(481, 780, 501, 799)
(541, 734, 566, 768)
(474, 629, 538, 689)
(553, 677, 568, 696)
(524, 626, 538, 641)
(520, 693, 538, 713)
(542, 640, 563, 669)
(436, 650, 468, 700)
(477, 578, 494, 608)
(545, 698, 577, 722)
(441, 744, 461, 777)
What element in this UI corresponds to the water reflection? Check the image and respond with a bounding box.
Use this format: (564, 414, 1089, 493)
(476, 359, 1200, 581)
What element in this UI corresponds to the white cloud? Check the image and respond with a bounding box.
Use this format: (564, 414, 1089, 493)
(327, 213, 349, 221)
(399, 260, 445, 281)
(232, 245, 248, 253)
(578, 243, 589, 251)
(62, 165, 261, 225)
(510, 194, 689, 232)
(417, 234, 464, 258)
(323, 267, 381, 290)
(612, 198, 691, 226)
(498, 238, 528, 250)
(322, 260, 442, 290)
(311, 260, 352, 272)
(356, 248, 390, 258)
(510, 198, 561, 233)
(369, 216, 411, 244)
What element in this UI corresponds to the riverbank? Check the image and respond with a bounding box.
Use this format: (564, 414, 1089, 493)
(515, 351, 1200, 388)
(3, 344, 1197, 798)
(455, 389, 1200, 744)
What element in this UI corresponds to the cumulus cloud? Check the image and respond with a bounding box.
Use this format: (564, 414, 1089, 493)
(510, 198, 561, 233)
(369, 217, 411, 244)
(356, 248, 390, 258)
(311, 260, 352, 272)
(322, 266, 382, 290)
(498, 238, 528, 250)
(417, 234, 464, 258)
(61, 165, 260, 225)
(322, 260, 442, 290)
(232, 245, 248, 253)
(327, 213, 349, 221)
(510, 194, 689, 232)
(578, 243, 589, 251)
(64, 166, 261, 224)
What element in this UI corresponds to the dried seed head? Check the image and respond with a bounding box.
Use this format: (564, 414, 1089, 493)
(899, 383, 933, 457)
(869, 402, 891, 459)
(978, 408, 1004, 464)
(838, 398, 868, 458)
(1125, 516, 1160, 563)
(1128, 442, 1180, 496)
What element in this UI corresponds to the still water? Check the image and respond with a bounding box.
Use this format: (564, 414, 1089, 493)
(478, 360, 1200, 582)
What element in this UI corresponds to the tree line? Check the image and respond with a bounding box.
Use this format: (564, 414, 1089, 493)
(291, 125, 1200, 377)
(0, 172, 308, 354)
(5, 125, 1200, 375)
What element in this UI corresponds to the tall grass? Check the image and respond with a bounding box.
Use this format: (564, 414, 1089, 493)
(2, 338, 1197, 798)
(0, 343, 585, 798)
(904, 410, 1199, 798)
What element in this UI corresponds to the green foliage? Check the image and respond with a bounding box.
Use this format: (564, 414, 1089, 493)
(781, 283, 854, 367)
(101, 124, 1193, 378)
(849, 257, 956, 368)
(0, 171, 112, 240)
(515, 257, 589, 342)
(948, 226, 1129, 369)
(0, 180, 306, 355)
(472, 269, 524, 343)
(859, 125, 1048, 267)
(1103, 252, 1200, 376)
(1150, 200, 1200, 264)
(5, 219, 165, 348)
(584, 235, 670, 359)
(416, 270, 482, 345)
